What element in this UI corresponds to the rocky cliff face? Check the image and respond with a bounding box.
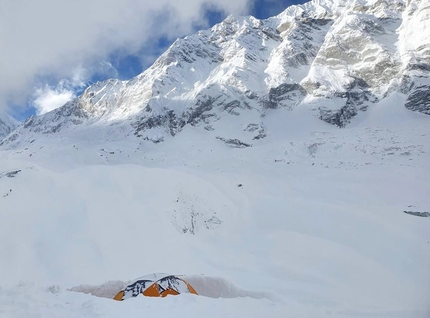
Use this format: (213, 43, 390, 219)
(1, 0, 429, 147)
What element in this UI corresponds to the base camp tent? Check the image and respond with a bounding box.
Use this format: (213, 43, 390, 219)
(113, 273, 198, 300)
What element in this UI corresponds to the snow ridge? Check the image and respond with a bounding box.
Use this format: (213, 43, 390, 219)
(0, 111, 19, 140)
(1, 0, 429, 148)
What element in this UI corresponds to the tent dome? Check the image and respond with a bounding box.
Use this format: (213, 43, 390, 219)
(113, 273, 198, 300)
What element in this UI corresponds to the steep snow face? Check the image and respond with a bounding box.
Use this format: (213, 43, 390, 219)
(300, 0, 407, 126)
(2, 0, 429, 148)
(0, 111, 19, 140)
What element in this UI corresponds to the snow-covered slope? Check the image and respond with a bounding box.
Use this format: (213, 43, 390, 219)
(0, 101, 429, 317)
(2, 0, 429, 148)
(0, 111, 18, 139)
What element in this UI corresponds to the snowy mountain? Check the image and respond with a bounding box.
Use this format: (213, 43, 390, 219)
(2, 0, 429, 148)
(0, 1, 429, 317)
(0, 110, 19, 139)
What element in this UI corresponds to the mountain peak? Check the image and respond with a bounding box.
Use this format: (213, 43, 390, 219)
(1, 0, 429, 148)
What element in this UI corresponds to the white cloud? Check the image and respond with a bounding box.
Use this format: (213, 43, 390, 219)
(70, 67, 88, 88)
(32, 85, 76, 115)
(30, 67, 91, 115)
(0, 0, 250, 116)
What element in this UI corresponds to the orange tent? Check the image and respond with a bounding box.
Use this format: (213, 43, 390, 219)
(113, 273, 198, 301)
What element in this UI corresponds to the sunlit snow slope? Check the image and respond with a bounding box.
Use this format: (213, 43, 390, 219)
(1, 0, 429, 148)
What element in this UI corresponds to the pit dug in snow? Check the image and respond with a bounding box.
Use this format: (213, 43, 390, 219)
(71, 274, 274, 300)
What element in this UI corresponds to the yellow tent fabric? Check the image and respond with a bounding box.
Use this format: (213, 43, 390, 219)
(113, 274, 198, 301)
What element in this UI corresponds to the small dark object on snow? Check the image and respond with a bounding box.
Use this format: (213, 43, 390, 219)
(403, 211, 430, 218)
(5, 170, 21, 178)
(237, 184, 243, 187)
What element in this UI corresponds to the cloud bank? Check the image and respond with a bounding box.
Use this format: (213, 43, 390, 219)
(0, 0, 250, 116)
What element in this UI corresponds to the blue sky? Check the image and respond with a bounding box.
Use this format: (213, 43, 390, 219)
(3, 0, 307, 120)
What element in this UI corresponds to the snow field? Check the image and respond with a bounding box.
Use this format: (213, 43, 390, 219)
(0, 93, 429, 317)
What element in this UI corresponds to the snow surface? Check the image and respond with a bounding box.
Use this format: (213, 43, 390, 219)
(0, 96, 429, 317)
